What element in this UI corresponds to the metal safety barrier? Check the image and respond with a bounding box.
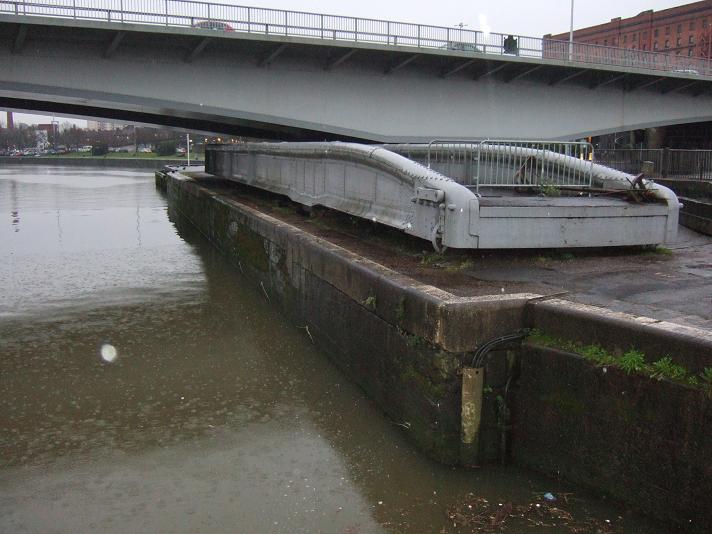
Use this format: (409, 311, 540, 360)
(596, 148, 712, 181)
(1, 0, 711, 78)
(426, 140, 594, 193)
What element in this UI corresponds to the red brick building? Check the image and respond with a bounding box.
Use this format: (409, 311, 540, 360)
(545, 0, 712, 59)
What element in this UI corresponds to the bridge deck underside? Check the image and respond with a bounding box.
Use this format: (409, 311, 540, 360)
(1, 15, 712, 141)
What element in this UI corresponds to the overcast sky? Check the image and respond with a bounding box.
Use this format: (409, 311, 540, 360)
(3, 0, 691, 127)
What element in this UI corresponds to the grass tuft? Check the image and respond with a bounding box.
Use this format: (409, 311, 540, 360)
(420, 252, 447, 267)
(701, 367, 712, 384)
(363, 294, 377, 310)
(580, 344, 617, 366)
(650, 357, 687, 381)
(526, 330, 710, 391)
(618, 350, 648, 375)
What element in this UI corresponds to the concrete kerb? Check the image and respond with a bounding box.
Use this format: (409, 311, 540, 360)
(525, 298, 712, 373)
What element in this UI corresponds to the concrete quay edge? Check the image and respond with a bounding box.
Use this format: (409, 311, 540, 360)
(167, 170, 712, 371)
(171, 171, 537, 353)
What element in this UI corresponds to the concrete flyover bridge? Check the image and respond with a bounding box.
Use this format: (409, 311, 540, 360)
(2, 1, 712, 141)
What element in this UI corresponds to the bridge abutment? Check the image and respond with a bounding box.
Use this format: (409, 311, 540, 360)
(158, 168, 712, 531)
(159, 169, 530, 464)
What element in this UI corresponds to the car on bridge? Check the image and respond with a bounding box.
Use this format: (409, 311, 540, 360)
(673, 67, 700, 75)
(191, 20, 234, 32)
(445, 41, 481, 52)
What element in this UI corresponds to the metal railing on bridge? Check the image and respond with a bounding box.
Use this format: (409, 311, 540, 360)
(426, 140, 594, 193)
(2, 0, 712, 78)
(596, 148, 712, 181)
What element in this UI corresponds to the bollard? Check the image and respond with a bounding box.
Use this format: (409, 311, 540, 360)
(460, 366, 484, 466)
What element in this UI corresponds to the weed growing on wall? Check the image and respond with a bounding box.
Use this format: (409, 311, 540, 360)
(527, 329, 711, 392)
(618, 350, 647, 374)
(363, 294, 377, 310)
(650, 357, 687, 381)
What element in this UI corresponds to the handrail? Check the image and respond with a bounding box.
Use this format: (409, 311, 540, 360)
(425, 140, 594, 192)
(596, 148, 712, 180)
(1, 0, 711, 78)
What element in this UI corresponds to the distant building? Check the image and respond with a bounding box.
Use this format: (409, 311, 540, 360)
(36, 123, 58, 134)
(34, 129, 48, 150)
(6, 111, 13, 129)
(87, 120, 116, 131)
(545, 0, 712, 59)
(543, 1, 712, 149)
(35, 123, 58, 149)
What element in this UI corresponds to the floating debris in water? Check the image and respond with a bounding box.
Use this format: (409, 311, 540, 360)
(446, 493, 623, 533)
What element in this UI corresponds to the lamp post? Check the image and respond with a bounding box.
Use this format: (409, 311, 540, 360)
(51, 119, 59, 148)
(186, 133, 190, 166)
(455, 22, 467, 49)
(569, 0, 574, 61)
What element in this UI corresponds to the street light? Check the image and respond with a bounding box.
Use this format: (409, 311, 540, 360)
(51, 118, 59, 148)
(186, 133, 190, 166)
(453, 22, 468, 50)
(569, 0, 574, 60)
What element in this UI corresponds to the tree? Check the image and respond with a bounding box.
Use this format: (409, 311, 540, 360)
(92, 143, 109, 156)
(155, 139, 177, 156)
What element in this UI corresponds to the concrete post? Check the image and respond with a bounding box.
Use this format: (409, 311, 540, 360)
(460, 367, 484, 466)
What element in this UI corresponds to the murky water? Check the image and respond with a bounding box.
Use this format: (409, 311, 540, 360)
(0, 166, 665, 533)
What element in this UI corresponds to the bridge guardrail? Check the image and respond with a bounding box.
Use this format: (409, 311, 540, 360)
(1, 0, 712, 78)
(596, 148, 712, 181)
(427, 140, 594, 193)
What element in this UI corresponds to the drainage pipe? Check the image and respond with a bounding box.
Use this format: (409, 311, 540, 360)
(460, 331, 528, 466)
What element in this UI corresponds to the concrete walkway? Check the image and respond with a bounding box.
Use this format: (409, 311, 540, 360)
(464, 226, 712, 331)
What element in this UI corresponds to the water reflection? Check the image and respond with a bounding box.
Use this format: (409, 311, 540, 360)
(0, 166, 664, 533)
(10, 179, 19, 232)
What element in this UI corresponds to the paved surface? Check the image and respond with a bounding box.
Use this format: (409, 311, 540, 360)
(463, 226, 712, 331)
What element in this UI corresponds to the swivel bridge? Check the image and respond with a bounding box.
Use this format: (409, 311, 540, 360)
(203, 141, 679, 250)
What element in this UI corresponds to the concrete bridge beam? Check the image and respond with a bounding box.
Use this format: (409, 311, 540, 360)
(103, 31, 125, 59)
(2, 14, 712, 142)
(185, 37, 211, 63)
(11, 23, 26, 54)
